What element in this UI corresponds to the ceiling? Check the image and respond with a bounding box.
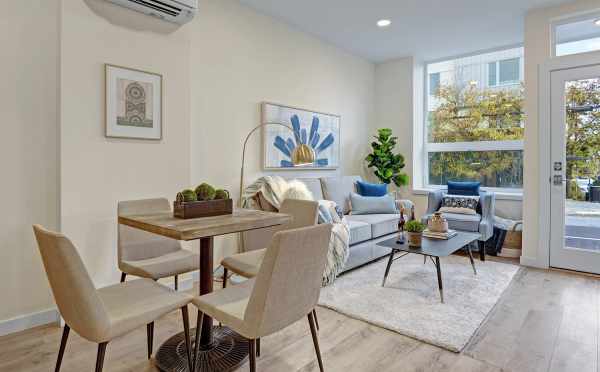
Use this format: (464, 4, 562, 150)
(238, 0, 576, 62)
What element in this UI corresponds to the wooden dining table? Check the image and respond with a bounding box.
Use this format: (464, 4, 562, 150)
(118, 208, 291, 372)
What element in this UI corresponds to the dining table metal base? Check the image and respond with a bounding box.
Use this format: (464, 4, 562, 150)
(155, 325, 249, 372)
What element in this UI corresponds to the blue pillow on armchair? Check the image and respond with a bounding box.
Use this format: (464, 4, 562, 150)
(356, 180, 388, 197)
(447, 181, 480, 196)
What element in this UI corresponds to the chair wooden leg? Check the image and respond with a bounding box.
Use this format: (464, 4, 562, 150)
(219, 268, 228, 327)
(223, 268, 228, 289)
(308, 312, 324, 372)
(55, 325, 70, 372)
(120, 272, 126, 283)
(174, 275, 179, 291)
(312, 309, 320, 331)
(256, 338, 260, 357)
(248, 339, 257, 372)
(146, 322, 154, 359)
(95, 342, 108, 372)
(181, 306, 192, 372)
(193, 311, 204, 372)
(478, 240, 486, 261)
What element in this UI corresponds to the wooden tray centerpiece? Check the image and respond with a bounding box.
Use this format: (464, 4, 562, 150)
(174, 183, 233, 219)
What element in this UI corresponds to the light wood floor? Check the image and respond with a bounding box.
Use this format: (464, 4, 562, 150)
(1, 262, 598, 372)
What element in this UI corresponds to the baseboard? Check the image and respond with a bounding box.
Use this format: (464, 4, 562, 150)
(520, 255, 548, 269)
(0, 308, 60, 337)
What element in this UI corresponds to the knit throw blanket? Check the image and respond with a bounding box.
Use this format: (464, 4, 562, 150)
(242, 176, 350, 286)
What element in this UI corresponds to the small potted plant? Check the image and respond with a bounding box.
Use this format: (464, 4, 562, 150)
(174, 183, 233, 219)
(405, 220, 426, 247)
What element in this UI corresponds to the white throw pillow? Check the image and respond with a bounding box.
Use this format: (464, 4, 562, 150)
(282, 179, 314, 201)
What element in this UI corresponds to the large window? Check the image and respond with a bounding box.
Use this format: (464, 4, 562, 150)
(425, 47, 524, 190)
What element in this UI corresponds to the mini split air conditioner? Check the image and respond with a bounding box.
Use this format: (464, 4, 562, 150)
(104, 0, 197, 24)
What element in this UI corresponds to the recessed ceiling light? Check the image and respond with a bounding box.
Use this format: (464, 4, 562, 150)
(377, 19, 391, 28)
(595, 19, 600, 27)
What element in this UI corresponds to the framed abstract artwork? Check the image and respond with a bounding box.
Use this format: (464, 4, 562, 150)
(262, 102, 340, 170)
(105, 64, 162, 140)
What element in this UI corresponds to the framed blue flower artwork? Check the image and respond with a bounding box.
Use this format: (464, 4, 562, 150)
(262, 102, 340, 170)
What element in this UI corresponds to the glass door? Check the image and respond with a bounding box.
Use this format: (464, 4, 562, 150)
(550, 64, 600, 273)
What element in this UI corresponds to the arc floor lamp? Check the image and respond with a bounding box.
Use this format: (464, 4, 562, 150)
(238, 121, 315, 207)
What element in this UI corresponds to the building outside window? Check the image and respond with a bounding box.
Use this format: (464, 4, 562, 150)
(424, 46, 525, 190)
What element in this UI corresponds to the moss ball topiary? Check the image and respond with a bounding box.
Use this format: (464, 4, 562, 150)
(195, 183, 216, 201)
(181, 189, 197, 202)
(214, 189, 230, 200)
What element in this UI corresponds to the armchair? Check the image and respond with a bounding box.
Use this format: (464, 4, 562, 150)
(420, 189, 495, 261)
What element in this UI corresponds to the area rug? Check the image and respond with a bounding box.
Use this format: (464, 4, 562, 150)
(318, 254, 519, 352)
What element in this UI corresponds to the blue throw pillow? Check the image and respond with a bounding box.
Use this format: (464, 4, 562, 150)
(349, 193, 397, 215)
(356, 180, 388, 197)
(447, 181, 480, 196)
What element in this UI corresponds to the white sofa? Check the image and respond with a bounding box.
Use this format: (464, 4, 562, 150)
(242, 175, 414, 272)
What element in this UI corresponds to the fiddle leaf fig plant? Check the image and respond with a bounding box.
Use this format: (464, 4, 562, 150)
(365, 128, 409, 187)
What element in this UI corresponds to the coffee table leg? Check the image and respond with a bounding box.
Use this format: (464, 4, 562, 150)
(435, 257, 444, 303)
(466, 243, 477, 275)
(382, 249, 395, 287)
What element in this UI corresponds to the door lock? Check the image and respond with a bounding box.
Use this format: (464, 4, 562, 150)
(554, 162, 562, 171)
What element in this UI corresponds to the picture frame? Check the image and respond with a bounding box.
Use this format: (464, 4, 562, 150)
(105, 64, 163, 140)
(262, 102, 341, 170)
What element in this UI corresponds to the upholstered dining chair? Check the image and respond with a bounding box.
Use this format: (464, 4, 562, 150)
(33, 225, 193, 372)
(193, 224, 333, 372)
(221, 199, 319, 287)
(118, 198, 200, 289)
(221, 198, 320, 339)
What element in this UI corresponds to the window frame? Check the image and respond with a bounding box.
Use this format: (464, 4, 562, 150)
(551, 11, 600, 58)
(421, 45, 525, 193)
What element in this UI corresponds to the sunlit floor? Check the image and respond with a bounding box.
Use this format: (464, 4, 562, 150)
(1, 262, 598, 372)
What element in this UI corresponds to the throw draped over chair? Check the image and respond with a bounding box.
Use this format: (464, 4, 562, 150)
(193, 224, 333, 372)
(118, 198, 200, 289)
(33, 225, 193, 372)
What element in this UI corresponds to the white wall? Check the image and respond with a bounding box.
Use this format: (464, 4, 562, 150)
(522, 0, 600, 267)
(373, 58, 420, 205)
(189, 0, 375, 262)
(0, 1, 60, 327)
(60, 0, 192, 288)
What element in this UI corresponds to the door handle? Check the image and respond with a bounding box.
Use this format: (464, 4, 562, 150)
(553, 175, 567, 185)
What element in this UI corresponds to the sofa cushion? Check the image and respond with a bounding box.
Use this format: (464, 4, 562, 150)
(423, 212, 481, 232)
(295, 178, 324, 200)
(347, 214, 400, 239)
(320, 176, 361, 214)
(349, 193, 397, 215)
(345, 219, 372, 245)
